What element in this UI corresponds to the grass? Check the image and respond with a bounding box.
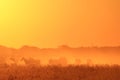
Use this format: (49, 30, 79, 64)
(0, 64, 120, 80)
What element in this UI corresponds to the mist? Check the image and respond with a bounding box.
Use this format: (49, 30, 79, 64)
(0, 45, 120, 66)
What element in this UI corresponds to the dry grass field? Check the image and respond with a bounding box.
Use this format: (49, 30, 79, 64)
(0, 64, 120, 80)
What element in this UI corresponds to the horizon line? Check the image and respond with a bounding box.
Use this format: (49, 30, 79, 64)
(0, 44, 120, 49)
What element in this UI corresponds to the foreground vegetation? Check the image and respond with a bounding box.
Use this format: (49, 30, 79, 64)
(0, 64, 120, 80)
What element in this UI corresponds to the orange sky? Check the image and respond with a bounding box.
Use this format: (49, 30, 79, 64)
(0, 0, 120, 48)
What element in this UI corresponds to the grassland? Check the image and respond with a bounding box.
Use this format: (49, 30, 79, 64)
(0, 64, 120, 80)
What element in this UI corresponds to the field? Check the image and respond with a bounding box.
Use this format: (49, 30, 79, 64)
(0, 64, 120, 80)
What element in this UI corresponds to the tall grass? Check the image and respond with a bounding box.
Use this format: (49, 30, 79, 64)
(0, 64, 120, 80)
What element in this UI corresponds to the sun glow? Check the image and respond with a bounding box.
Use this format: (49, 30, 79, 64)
(0, 0, 120, 48)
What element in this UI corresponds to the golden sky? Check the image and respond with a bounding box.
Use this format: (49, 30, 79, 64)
(0, 0, 120, 48)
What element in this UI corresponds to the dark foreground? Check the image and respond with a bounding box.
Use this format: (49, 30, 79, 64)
(0, 64, 120, 80)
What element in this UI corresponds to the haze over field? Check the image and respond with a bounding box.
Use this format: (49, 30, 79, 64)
(0, 45, 120, 66)
(0, 0, 120, 66)
(0, 0, 120, 79)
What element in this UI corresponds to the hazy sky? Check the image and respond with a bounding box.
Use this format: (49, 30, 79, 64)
(0, 0, 120, 48)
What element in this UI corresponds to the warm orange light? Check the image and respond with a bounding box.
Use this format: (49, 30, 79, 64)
(0, 0, 120, 48)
